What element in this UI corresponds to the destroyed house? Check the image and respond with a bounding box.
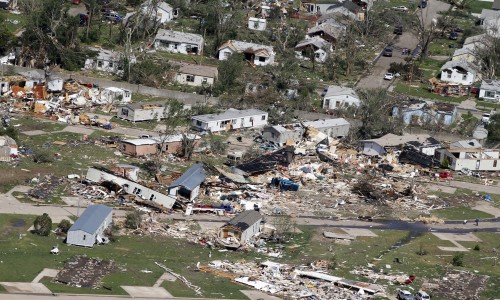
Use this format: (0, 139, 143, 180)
(219, 210, 262, 244)
(0, 135, 18, 162)
(399, 146, 440, 168)
(67, 205, 113, 247)
(217, 40, 275, 66)
(307, 23, 344, 43)
(303, 118, 350, 139)
(191, 108, 268, 132)
(234, 147, 294, 175)
(141, 0, 177, 24)
(154, 29, 204, 55)
(117, 101, 166, 122)
(86, 167, 177, 209)
(262, 124, 304, 145)
(168, 164, 207, 201)
(359, 133, 435, 156)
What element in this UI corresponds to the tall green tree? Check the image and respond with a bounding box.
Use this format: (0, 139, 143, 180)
(33, 213, 52, 236)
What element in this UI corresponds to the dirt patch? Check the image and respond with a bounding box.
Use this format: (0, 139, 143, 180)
(423, 270, 489, 300)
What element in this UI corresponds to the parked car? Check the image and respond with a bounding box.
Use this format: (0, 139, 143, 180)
(418, 0, 428, 8)
(393, 6, 409, 11)
(415, 290, 431, 300)
(437, 171, 453, 179)
(482, 113, 491, 124)
(384, 73, 394, 80)
(394, 25, 403, 35)
(260, 143, 279, 151)
(397, 290, 415, 300)
(449, 31, 458, 40)
(104, 11, 122, 22)
(383, 47, 393, 57)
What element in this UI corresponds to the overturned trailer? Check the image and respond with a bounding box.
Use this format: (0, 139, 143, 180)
(86, 167, 176, 210)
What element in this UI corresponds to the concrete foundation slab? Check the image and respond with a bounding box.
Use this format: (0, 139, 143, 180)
(0, 282, 52, 294)
(121, 286, 173, 298)
(240, 290, 283, 300)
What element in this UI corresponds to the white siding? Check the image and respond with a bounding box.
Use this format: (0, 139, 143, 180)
(218, 47, 234, 61)
(440, 69, 475, 85)
(117, 107, 166, 122)
(479, 89, 500, 102)
(193, 113, 268, 132)
(240, 219, 262, 243)
(154, 41, 202, 55)
(323, 95, 360, 109)
(248, 18, 266, 31)
(175, 73, 215, 86)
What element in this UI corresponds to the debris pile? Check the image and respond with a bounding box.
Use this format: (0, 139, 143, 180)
(27, 175, 65, 200)
(55, 256, 114, 289)
(200, 260, 385, 299)
(423, 270, 489, 300)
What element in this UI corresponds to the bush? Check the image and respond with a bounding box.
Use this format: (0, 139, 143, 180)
(416, 242, 428, 256)
(473, 244, 480, 251)
(452, 253, 464, 266)
(125, 210, 142, 229)
(209, 136, 227, 154)
(33, 149, 54, 163)
(57, 219, 71, 233)
(33, 213, 52, 236)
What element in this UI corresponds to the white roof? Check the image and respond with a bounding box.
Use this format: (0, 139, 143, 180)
(121, 138, 157, 146)
(192, 108, 267, 122)
(104, 87, 130, 92)
(324, 85, 359, 99)
(155, 29, 204, 45)
(122, 134, 200, 145)
(450, 139, 482, 149)
(303, 118, 349, 129)
(480, 79, 500, 91)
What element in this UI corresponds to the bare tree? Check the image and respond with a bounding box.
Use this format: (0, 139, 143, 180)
(473, 31, 500, 78)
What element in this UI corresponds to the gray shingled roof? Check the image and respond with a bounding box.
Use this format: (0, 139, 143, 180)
(170, 164, 207, 191)
(226, 210, 262, 231)
(68, 205, 112, 234)
(155, 29, 204, 45)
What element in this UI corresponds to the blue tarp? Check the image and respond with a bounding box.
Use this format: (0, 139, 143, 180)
(484, 195, 493, 202)
(271, 177, 299, 192)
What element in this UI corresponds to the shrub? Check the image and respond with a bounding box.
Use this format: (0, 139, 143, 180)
(57, 219, 71, 233)
(125, 210, 142, 229)
(473, 244, 480, 251)
(33, 213, 52, 236)
(452, 253, 464, 266)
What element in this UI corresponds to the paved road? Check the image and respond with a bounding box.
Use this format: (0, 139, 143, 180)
(356, 0, 451, 90)
(0, 294, 225, 300)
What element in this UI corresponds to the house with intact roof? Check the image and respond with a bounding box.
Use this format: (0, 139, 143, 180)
(154, 29, 204, 55)
(322, 85, 360, 109)
(217, 40, 275, 66)
(218, 210, 262, 245)
(191, 108, 268, 132)
(141, 0, 177, 24)
(172, 62, 218, 86)
(66, 205, 113, 247)
(168, 164, 207, 201)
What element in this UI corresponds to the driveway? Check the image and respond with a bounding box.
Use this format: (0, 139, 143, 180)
(356, 0, 451, 90)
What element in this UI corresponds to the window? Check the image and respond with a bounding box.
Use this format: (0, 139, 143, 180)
(186, 75, 195, 82)
(494, 160, 498, 168)
(121, 108, 128, 116)
(196, 120, 202, 126)
(485, 91, 496, 98)
(109, 61, 114, 68)
(258, 57, 266, 62)
(97, 60, 103, 68)
(202, 77, 208, 84)
(224, 52, 231, 58)
(253, 21, 259, 29)
(221, 120, 231, 128)
(447, 72, 452, 78)
(261, 115, 266, 120)
(125, 90, 130, 97)
(83, 235, 86, 240)
(462, 74, 467, 80)
(174, 43, 178, 49)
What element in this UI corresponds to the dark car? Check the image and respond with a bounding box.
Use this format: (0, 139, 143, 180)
(383, 47, 393, 57)
(394, 25, 403, 35)
(418, 0, 427, 8)
(449, 31, 458, 40)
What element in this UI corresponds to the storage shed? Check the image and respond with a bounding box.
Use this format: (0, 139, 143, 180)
(168, 164, 207, 201)
(66, 205, 113, 247)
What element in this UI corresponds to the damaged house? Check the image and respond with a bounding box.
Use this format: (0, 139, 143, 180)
(168, 164, 207, 202)
(322, 85, 360, 109)
(140, 0, 177, 24)
(307, 22, 344, 43)
(99, 87, 131, 104)
(154, 29, 204, 55)
(172, 62, 218, 87)
(359, 133, 436, 156)
(295, 36, 332, 63)
(66, 204, 113, 248)
(86, 167, 177, 209)
(440, 60, 478, 86)
(191, 108, 268, 132)
(84, 47, 135, 75)
(217, 40, 275, 66)
(119, 135, 201, 156)
(435, 140, 500, 171)
(248, 17, 267, 31)
(0, 135, 17, 162)
(218, 210, 262, 247)
(117, 101, 167, 122)
(479, 79, 500, 102)
(392, 99, 457, 126)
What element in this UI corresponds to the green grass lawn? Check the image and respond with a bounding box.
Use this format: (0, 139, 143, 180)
(476, 99, 500, 110)
(0, 214, 250, 299)
(469, 0, 493, 13)
(12, 117, 67, 132)
(431, 206, 494, 220)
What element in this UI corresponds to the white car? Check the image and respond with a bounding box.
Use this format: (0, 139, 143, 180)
(415, 290, 430, 300)
(393, 6, 409, 11)
(481, 113, 491, 124)
(384, 73, 394, 80)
